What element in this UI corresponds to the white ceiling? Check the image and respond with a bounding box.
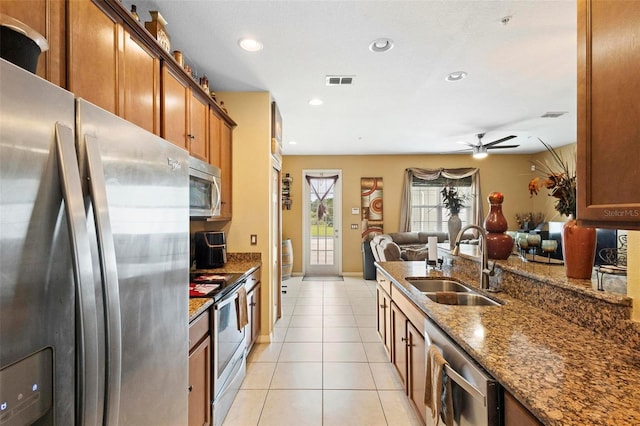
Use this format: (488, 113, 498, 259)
(124, 0, 577, 156)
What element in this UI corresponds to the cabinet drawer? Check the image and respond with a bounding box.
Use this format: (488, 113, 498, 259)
(376, 270, 391, 295)
(246, 268, 261, 292)
(189, 309, 210, 352)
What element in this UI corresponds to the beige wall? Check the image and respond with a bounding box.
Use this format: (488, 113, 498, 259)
(216, 91, 276, 337)
(529, 143, 577, 221)
(282, 153, 536, 274)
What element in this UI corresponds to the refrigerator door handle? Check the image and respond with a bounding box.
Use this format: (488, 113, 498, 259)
(85, 135, 123, 425)
(55, 123, 100, 425)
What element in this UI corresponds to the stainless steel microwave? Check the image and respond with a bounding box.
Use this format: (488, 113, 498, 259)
(189, 156, 221, 218)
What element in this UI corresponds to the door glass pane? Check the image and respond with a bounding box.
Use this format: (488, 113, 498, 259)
(308, 177, 335, 266)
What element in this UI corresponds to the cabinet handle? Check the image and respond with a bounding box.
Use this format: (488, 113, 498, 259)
(187, 134, 195, 139)
(188, 385, 193, 392)
(401, 337, 408, 342)
(379, 303, 386, 308)
(250, 302, 256, 307)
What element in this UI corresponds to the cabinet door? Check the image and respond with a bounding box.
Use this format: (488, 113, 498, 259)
(219, 122, 233, 218)
(248, 283, 261, 351)
(0, 0, 65, 85)
(162, 64, 189, 149)
(121, 29, 160, 135)
(208, 109, 222, 167)
(68, 0, 118, 114)
(188, 337, 211, 426)
(407, 321, 427, 424)
(391, 302, 407, 388)
(189, 91, 209, 161)
(504, 391, 543, 426)
(376, 286, 391, 359)
(577, 0, 640, 229)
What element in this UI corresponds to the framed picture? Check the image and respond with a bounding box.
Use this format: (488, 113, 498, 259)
(271, 101, 282, 146)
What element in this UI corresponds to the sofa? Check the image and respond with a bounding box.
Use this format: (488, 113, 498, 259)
(370, 231, 477, 262)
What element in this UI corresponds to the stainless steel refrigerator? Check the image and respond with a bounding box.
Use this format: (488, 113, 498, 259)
(0, 58, 189, 425)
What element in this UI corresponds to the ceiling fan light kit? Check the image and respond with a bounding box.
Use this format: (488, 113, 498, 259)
(472, 146, 488, 159)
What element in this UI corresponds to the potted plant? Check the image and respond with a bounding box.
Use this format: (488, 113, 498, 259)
(528, 139, 595, 279)
(441, 183, 466, 248)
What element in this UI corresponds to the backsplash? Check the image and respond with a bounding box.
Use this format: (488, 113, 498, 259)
(442, 252, 640, 352)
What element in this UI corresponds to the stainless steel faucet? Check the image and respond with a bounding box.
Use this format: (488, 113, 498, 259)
(451, 225, 496, 291)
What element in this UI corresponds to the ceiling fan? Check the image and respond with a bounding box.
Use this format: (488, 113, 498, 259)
(459, 133, 520, 159)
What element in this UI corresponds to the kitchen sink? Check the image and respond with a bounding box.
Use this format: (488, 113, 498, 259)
(424, 292, 503, 306)
(406, 278, 472, 293)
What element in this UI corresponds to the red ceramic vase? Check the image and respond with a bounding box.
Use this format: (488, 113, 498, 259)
(562, 215, 597, 279)
(484, 192, 513, 260)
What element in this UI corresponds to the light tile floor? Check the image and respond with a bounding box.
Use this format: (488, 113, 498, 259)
(223, 276, 422, 426)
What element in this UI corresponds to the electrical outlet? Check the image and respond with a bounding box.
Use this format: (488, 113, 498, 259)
(250, 234, 257, 245)
(351, 224, 359, 229)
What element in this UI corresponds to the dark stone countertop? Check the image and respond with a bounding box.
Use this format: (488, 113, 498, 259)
(376, 260, 640, 426)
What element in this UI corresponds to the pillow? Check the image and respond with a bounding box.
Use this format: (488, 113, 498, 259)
(404, 248, 430, 261)
(380, 240, 402, 261)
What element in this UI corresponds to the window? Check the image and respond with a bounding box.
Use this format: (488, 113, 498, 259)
(409, 176, 473, 232)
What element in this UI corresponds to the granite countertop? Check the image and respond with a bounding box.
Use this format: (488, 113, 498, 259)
(189, 255, 262, 321)
(377, 261, 640, 426)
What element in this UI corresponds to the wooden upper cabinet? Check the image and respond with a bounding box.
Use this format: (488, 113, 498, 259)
(209, 110, 223, 168)
(121, 29, 160, 135)
(219, 122, 233, 218)
(189, 91, 209, 161)
(68, 0, 119, 114)
(67, 0, 160, 131)
(577, 0, 640, 229)
(161, 64, 189, 150)
(0, 0, 65, 86)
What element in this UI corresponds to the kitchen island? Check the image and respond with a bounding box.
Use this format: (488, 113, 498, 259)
(376, 257, 640, 425)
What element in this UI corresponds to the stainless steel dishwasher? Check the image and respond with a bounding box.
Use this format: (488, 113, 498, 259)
(424, 318, 502, 426)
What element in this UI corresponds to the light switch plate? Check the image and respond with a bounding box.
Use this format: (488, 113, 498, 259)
(351, 224, 359, 229)
(351, 207, 360, 215)
(250, 234, 257, 245)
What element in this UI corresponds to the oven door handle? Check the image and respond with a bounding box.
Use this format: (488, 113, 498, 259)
(215, 291, 239, 309)
(425, 330, 486, 405)
(443, 363, 486, 405)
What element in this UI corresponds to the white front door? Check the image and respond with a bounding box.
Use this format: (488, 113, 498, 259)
(303, 170, 342, 276)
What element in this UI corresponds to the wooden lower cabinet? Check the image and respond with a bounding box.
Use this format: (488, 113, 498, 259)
(407, 321, 427, 424)
(376, 284, 392, 357)
(391, 302, 408, 388)
(247, 280, 261, 353)
(189, 310, 211, 426)
(504, 390, 543, 426)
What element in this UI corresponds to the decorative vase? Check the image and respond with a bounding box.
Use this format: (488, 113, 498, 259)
(562, 215, 596, 279)
(448, 213, 462, 249)
(484, 192, 513, 260)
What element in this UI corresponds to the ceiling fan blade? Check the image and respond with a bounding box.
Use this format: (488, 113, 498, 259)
(486, 144, 520, 150)
(483, 135, 517, 148)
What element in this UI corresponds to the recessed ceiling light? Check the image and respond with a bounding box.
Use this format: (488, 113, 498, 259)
(309, 98, 323, 106)
(369, 38, 394, 53)
(446, 71, 467, 82)
(238, 38, 263, 52)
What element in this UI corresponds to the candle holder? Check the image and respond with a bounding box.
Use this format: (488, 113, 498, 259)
(541, 239, 558, 264)
(526, 233, 541, 260)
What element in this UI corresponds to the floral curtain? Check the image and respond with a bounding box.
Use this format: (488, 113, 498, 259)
(399, 167, 483, 232)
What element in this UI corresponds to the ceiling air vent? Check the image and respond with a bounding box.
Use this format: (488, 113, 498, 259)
(326, 75, 355, 86)
(541, 111, 567, 118)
